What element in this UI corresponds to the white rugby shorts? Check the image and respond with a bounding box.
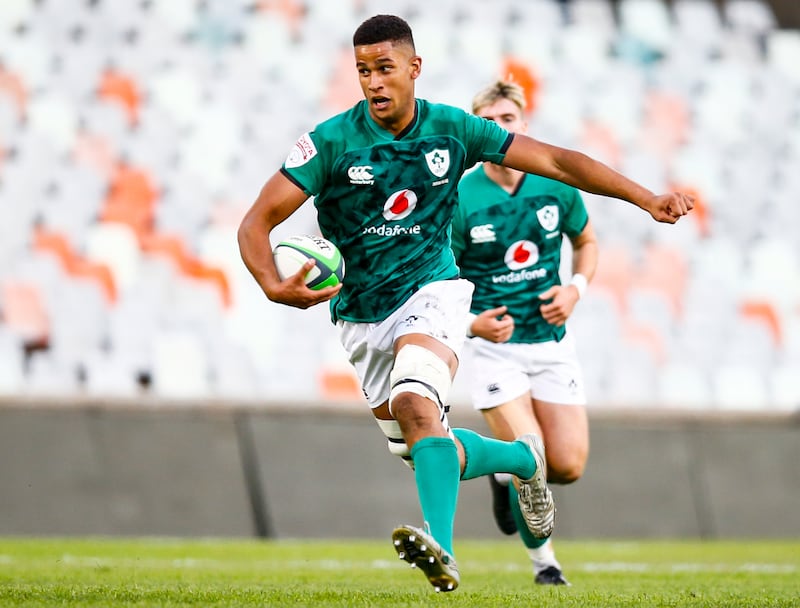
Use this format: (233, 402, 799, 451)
(336, 279, 474, 409)
(463, 329, 587, 410)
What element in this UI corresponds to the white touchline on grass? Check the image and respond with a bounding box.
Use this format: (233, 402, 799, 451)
(4, 554, 795, 575)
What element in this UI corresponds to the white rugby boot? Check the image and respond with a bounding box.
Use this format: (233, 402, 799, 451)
(516, 433, 556, 539)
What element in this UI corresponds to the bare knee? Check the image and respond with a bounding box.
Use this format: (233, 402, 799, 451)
(547, 452, 587, 485)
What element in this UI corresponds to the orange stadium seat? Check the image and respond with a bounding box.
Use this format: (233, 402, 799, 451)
(32, 228, 117, 304)
(633, 243, 689, 317)
(318, 365, 362, 401)
(97, 68, 141, 127)
(622, 319, 667, 366)
(640, 91, 690, 161)
(0, 66, 26, 120)
(183, 263, 232, 309)
(139, 232, 189, 266)
(0, 281, 49, 346)
(72, 132, 117, 180)
(739, 299, 782, 348)
(140, 232, 232, 308)
(100, 163, 159, 237)
(590, 244, 634, 314)
(69, 258, 117, 304)
(106, 163, 159, 210)
(255, 0, 305, 37)
(32, 228, 74, 271)
(500, 56, 540, 113)
(322, 48, 365, 114)
(579, 120, 622, 169)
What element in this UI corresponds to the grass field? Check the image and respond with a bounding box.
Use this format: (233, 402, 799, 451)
(0, 537, 798, 607)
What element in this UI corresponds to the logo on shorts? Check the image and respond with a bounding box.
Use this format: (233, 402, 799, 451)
(569, 378, 578, 394)
(537, 205, 559, 232)
(487, 383, 500, 394)
(504, 240, 539, 270)
(425, 149, 450, 177)
(348, 165, 374, 185)
(383, 189, 418, 220)
(403, 314, 420, 326)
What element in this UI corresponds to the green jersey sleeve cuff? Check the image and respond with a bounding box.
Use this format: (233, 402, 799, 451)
(280, 167, 313, 196)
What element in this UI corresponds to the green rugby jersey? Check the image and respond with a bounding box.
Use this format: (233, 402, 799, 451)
(281, 99, 513, 323)
(452, 165, 588, 343)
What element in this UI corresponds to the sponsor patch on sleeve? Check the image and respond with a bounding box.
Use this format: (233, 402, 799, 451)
(284, 132, 318, 168)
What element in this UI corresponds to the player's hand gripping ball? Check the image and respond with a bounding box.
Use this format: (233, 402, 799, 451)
(272, 234, 345, 290)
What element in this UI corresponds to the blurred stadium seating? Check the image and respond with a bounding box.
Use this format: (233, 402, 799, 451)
(0, 0, 798, 410)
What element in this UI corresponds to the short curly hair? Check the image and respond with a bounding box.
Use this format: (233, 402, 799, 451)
(352, 14, 415, 51)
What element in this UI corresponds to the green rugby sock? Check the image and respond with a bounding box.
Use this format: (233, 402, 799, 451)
(453, 428, 536, 481)
(410, 437, 460, 556)
(509, 483, 548, 549)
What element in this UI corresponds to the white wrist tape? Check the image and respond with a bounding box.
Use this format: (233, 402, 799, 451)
(465, 312, 477, 337)
(570, 273, 588, 299)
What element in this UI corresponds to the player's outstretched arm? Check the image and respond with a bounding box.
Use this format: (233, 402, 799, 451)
(238, 171, 341, 309)
(502, 135, 694, 223)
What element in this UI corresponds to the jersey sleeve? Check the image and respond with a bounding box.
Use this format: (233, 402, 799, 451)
(450, 194, 468, 262)
(461, 111, 514, 168)
(280, 131, 329, 196)
(561, 187, 589, 237)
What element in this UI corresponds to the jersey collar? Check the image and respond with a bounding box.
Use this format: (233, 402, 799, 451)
(393, 100, 419, 140)
(481, 164, 527, 197)
(510, 172, 527, 197)
(362, 99, 420, 141)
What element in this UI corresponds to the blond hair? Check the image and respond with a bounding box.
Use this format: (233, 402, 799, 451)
(471, 80, 527, 115)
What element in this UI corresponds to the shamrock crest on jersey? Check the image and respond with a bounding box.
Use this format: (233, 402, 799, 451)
(425, 149, 450, 177)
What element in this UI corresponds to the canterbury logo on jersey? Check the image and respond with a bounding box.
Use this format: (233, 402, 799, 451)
(348, 165, 374, 185)
(470, 224, 496, 243)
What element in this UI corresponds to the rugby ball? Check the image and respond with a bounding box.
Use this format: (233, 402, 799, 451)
(272, 234, 345, 290)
